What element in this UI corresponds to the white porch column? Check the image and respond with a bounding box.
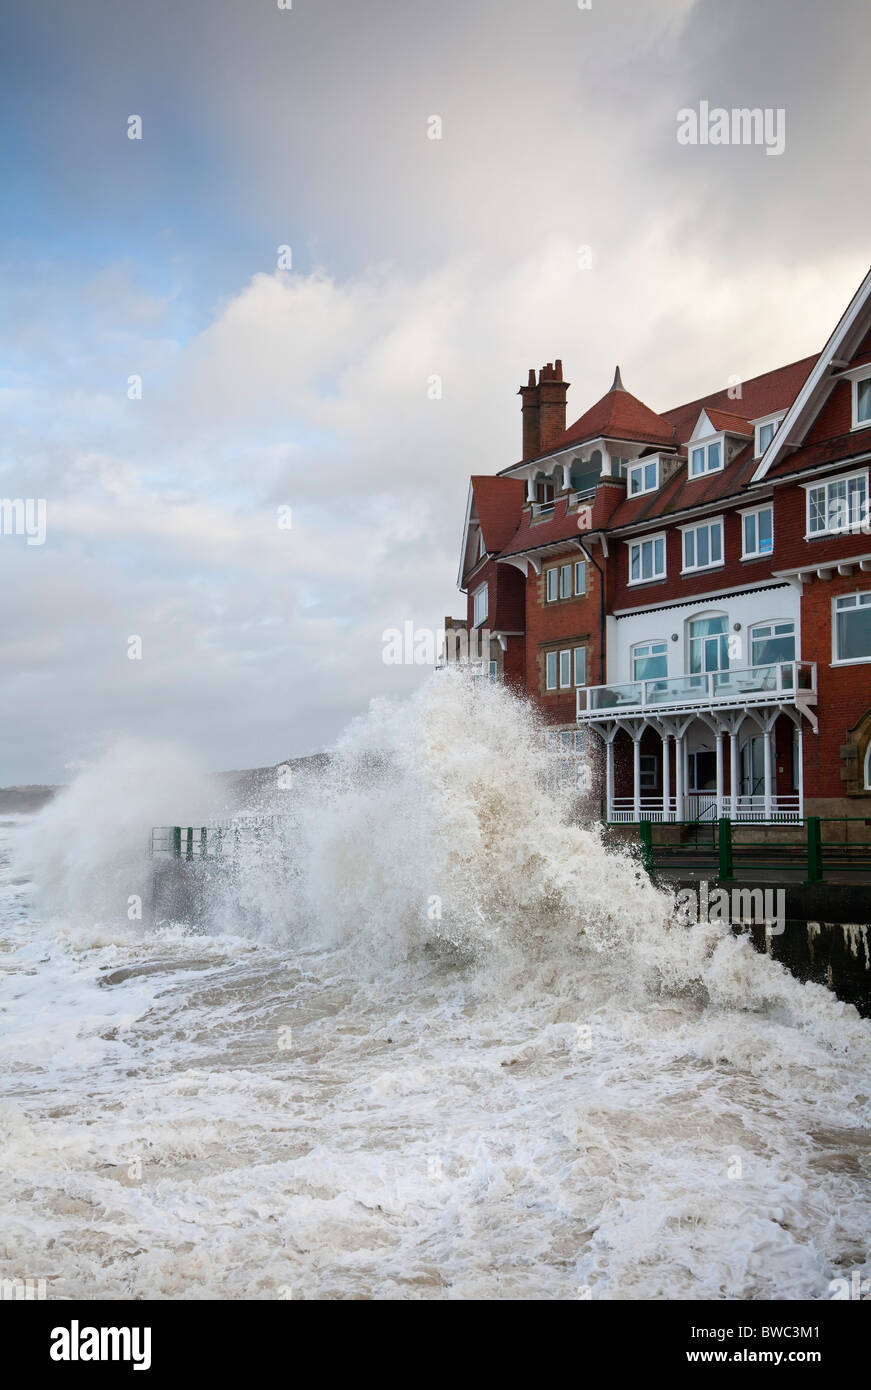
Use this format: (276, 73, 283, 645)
(730, 729, 740, 819)
(715, 730, 725, 820)
(675, 733, 685, 821)
(526, 476, 536, 502)
(662, 732, 671, 822)
(797, 726, 804, 819)
(633, 737, 642, 822)
(763, 723, 774, 820)
(605, 738, 615, 822)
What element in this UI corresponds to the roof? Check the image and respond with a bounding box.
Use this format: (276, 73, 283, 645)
(752, 265, 871, 481)
(699, 407, 753, 436)
(471, 476, 525, 552)
(765, 430, 871, 481)
(547, 376, 676, 452)
(661, 356, 816, 447)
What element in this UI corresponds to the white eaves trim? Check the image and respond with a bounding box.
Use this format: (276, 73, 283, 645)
(751, 264, 871, 484)
(457, 481, 477, 591)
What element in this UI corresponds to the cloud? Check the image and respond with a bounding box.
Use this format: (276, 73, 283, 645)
(1, 0, 870, 782)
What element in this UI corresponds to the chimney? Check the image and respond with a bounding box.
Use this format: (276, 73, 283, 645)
(518, 368, 540, 462)
(538, 359, 569, 453)
(518, 360, 569, 462)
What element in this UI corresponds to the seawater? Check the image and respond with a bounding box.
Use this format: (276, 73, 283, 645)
(1, 671, 869, 1300)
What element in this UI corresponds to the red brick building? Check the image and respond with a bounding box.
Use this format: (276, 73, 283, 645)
(454, 267, 871, 823)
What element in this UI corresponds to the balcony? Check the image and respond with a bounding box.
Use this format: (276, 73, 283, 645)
(607, 793, 803, 824)
(577, 661, 817, 721)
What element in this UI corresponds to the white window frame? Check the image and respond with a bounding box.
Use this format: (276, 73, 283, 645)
(751, 413, 784, 459)
(545, 567, 558, 602)
(631, 639, 668, 682)
(680, 516, 724, 574)
(627, 457, 659, 497)
(688, 436, 724, 479)
(851, 369, 871, 431)
(803, 468, 869, 539)
(559, 649, 572, 689)
(687, 612, 730, 676)
(627, 532, 667, 585)
(472, 582, 488, 627)
(739, 503, 774, 559)
(832, 591, 871, 666)
(545, 650, 558, 690)
(573, 645, 586, 687)
(639, 755, 657, 790)
(559, 563, 573, 599)
(749, 619, 796, 667)
(574, 560, 586, 595)
(865, 743, 871, 790)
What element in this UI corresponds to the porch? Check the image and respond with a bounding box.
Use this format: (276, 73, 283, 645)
(577, 661, 817, 824)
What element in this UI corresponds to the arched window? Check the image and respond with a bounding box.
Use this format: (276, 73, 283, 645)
(632, 640, 668, 682)
(687, 612, 729, 674)
(750, 620, 795, 667)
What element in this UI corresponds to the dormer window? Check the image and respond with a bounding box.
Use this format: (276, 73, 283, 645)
(627, 458, 659, 496)
(689, 438, 723, 478)
(752, 413, 784, 458)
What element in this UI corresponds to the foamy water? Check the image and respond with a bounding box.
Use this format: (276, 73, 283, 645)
(1, 673, 869, 1300)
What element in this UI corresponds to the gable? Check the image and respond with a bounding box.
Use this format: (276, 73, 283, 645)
(751, 265, 871, 482)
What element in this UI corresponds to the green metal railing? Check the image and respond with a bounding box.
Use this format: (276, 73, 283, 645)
(637, 816, 871, 883)
(151, 816, 288, 860)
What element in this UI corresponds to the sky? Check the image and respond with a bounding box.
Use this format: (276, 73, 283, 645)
(1, 0, 870, 784)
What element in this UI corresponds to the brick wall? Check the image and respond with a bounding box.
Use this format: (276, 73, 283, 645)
(800, 568, 871, 799)
(522, 546, 603, 719)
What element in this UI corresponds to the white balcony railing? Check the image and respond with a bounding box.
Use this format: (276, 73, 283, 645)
(577, 661, 816, 720)
(607, 794, 803, 824)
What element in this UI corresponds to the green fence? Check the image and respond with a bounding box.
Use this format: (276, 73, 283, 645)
(637, 817, 871, 883)
(150, 816, 288, 860)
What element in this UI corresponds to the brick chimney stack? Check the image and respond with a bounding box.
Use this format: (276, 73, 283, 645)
(518, 360, 569, 461)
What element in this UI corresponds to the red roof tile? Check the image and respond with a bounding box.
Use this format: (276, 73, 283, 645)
(549, 382, 675, 451)
(661, 356, 816, 445)
(700, 407, 752, 435)
(470, 476, 525, 551)
(765, 430, 871, 481)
